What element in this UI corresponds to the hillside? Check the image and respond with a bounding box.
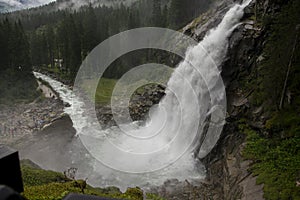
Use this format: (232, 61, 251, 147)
(0, 0, 144, 13)
(0, 0, 55, 13)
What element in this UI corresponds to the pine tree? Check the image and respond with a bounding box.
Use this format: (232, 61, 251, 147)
(152, 0, 162, 27)
(169, 0, 186, 29)
(57, 17, 70, 73)
(67, 15, 82, 80)
(30, 31, 40, 67)
(161, 5, 168, 27)
(46, 26, 55, 68)
(81, 5, 98, 57)
(0, 19, 10, 72)
(15, 21, 31, 73)
(39, 32, 48, 67)
(128, 9, 140, 29)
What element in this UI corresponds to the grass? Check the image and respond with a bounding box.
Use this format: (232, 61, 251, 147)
(42, 66, 61, 74)
(23, 182, 145, 200)
(81, 78, 117, 105)
(20, 160, 164, 200)
(81, 78, 163, 106)
(21, 160, 68, 187)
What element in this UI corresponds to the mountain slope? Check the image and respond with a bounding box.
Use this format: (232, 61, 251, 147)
(0, 0, 139, 13)
(0, 0, 54, 12)
(55, 0, 138, 10)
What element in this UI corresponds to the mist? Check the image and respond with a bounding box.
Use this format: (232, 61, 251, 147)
(0, 0, 55, 12)
(0, 0, 137, 13)
(56, 0, 139, 10)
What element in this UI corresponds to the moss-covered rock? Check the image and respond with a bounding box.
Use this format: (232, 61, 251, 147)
(21, 160, 69, 187)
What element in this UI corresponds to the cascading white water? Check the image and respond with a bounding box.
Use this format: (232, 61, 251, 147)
(34, 0, 251, 190)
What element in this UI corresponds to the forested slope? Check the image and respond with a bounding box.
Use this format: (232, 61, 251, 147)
(0, 19, 38, 104)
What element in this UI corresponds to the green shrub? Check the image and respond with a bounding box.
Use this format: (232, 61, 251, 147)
(240, 122, 300, 200)
(21, 161, 164, 200)
(21, 162, 69, 187)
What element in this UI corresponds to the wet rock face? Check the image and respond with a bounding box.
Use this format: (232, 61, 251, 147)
(149, 179, 223, 200)
(129, 84, 165, 121)
(0, 98, 65, 144)
(191, 1, 273, 200)
(183, 0, 236, 41)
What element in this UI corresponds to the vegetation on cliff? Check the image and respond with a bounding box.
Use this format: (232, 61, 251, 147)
(241, 0, 300, 199)
(21, 160, 164, 200)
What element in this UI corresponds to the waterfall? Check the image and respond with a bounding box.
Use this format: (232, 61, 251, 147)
(34, 0, 251, 190)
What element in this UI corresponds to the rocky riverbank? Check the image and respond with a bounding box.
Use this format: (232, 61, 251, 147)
(0, 95, 65, 145)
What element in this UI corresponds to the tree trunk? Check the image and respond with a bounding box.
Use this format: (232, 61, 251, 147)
(279, 30, 299, 110)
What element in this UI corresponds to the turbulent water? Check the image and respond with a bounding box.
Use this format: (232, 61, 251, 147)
(34, 0, 251, 190)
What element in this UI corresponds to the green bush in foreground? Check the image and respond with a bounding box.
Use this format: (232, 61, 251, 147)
(21, 163, 68, 187)
(21, 161, 164, 200)
(239, 121, 300, 200)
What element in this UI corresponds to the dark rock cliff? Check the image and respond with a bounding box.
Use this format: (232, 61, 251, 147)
(155, 0, 294, 199)
(180, 0, 299, 199)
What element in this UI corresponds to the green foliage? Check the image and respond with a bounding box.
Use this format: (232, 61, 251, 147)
(122, 187, 144, 200)
(0, 19, 31, 72)
(21, 160, 163, 200)
(0, 70, 39, 104)
(168, 0, 213, 29)
(265, 109, 300, 138)
(240, 120, 300, 200)
(245, 2, 300, 197)
(21, 164, 68, 187)
(81, 78, 117, 105)
(24, 183, 146, 200)
(151, 0, 163, 27)
(1, 0, 215, 81)
(168, 0, 186, 29)
(0, 18, 38, 104)
(240, 3, 300, 198)
(23, 182, 78, 200)
(258, 0, 300, 110)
